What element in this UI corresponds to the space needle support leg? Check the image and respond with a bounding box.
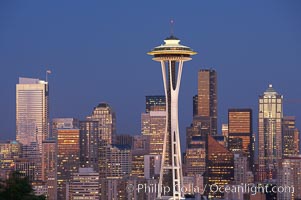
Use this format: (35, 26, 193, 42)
(175, 60, 184, 198)
(158, 60, 168, 199)
(169, 60, 184, 199)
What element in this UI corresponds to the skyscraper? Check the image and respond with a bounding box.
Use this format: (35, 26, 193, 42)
(204, 135, 234, 198)
(228, 108, 253, 171)
(148, 34, 196, 199)
(132, 135, 150, 178)
(57, 127, 80, 200)
(278, 156, 301, 200)
(16, 77, 49, 147)
(42, 139, 57, 200)
(282, 116, 299, 157)
(197, 69, 217, 135)
(141, 111, 166, 155)
(99, 144, 132, 200)
(144, 154, 161, 179)
(88, 102, 116, 145)
(145, 95, 166, 113)
(0, 141, 21, 180)
(52, 118, 79, 139)
(79, 120, 99, 171)
(258, 84, 283, 182)
(184, 136, 206, 177)
(233, 153, 254, 185)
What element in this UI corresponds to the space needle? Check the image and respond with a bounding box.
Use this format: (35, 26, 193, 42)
(147, 25, 197, 200)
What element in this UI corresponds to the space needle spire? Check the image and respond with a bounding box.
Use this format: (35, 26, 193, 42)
(147, 26, 197, 200)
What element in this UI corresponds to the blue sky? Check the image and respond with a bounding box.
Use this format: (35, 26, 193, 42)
(0, 1, 301, 150)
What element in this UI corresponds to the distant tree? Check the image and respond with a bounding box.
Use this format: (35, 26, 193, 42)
(0, 172, 46, 200)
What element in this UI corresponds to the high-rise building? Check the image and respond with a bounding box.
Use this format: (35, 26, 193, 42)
(79, 120, 99, 171)
(144, 154, 161, 179)
(0, 141, 21, 180)
(99, 144, 132, 179)
(204, 135, 234, 198)
(16, 77, 49, 148)
(99, 144, 132, 200)
(282, 116, 299, 157)
(14, 158, 36, 181)
(88, 102, 116, 145)
(16, 77, 49, 181)
(52, 118, 79, 139)
(258, 84, 283, 182)
(132, 135, 150, 178)
(278, 156, 301, 200)
(70, 168, 99, 200)
(42, 139, 57, 200)
(233, 153, 254, 185)
(126, 177, 158, 200)
(186, 120, 202, 148)
(141, 111, 166, 155)
(228, 108, 254, 171)
(182, 175, 204, 198)
(145, 95, 166, 113)
(21, 141, 42, 180)
(197, 69, 217, 135)
(148, 34, 196, 199)
(184, 136, 206, 177)
(57, 127, 80, 200)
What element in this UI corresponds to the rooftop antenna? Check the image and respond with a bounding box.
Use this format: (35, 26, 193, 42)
(170, 19, 174, 36)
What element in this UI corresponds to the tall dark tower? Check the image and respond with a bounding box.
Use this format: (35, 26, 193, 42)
(197, 69, 217, 135)
(148, 35, 196, 199)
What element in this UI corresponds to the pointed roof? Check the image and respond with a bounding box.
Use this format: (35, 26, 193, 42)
(207, 135, 232, 155)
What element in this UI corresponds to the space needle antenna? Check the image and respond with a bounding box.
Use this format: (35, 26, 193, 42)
(170, 19, 174, 36)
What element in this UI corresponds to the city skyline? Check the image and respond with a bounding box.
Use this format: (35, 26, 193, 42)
(1, 2, 301, 199)
(1, 1, 301, 148)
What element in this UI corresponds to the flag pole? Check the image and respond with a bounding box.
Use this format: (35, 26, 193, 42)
(46, 70, 51, 82)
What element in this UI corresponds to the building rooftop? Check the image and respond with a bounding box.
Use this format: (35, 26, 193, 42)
(19, 77, 47, 84)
